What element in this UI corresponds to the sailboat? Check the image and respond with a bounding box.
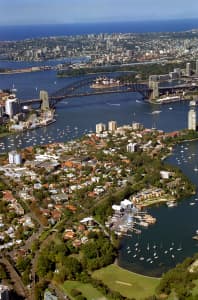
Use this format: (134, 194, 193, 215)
(194, 166, 198, 172)
(11, 84, 17, 92)
(147, 243, 150, 251)
(177, 244, 182, 251)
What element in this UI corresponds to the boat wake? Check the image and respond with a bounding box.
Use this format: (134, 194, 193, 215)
(106, 103, 121, 106)
(61, 101, 69, 105)
(149, 110, 162, 115)
(136, 99, 144, 104)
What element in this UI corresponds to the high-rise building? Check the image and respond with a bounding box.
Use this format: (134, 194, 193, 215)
(108, 120, 117, 132)
(186, 62, 191, 76)
(188, 101, 197, 130)
(5, 94, 20, 118)
(0, 285, 10, 300)
(40, 90, 49, 110)
(96, 123, 106, 134)
(196, 60, 198, 76)
(0, 105, 4, 117)
(132, 122, 144, 131)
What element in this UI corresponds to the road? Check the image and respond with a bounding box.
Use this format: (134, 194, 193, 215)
(0, 256, 29, 299)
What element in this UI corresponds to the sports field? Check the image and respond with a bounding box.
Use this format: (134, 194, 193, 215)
(92, 264, 160, 300)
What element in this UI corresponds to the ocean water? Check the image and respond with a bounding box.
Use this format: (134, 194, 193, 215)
(0, 19, 198, 41)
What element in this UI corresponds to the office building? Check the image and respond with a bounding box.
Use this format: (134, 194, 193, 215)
(96, 123, 106, 134)
(188, 101, 197, 130)
(108, 120, 117, 132)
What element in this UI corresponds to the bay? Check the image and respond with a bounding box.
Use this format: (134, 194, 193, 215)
(119, 141, 198, 277)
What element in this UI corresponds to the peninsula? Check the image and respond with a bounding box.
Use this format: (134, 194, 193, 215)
(0, 121, 196, 299)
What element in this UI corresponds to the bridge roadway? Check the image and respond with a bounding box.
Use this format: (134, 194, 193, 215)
(19, 76, 198, 107)
(20, 86, 150, 107)
(20, 81, 151, 107)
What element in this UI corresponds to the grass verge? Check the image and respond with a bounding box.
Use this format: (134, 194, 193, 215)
(62, 280, 106, 300)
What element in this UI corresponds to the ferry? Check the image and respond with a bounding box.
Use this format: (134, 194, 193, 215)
(155, 96, 181, 104)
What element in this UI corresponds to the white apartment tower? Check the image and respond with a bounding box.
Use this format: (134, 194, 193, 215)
(5, 94, 20, 118)
(186, 62, 191, 77)
(96, 123, 106, 134)
(108, 120, 117, 132)
(196, 60, 198, 76)
(188, 101, 197, 130)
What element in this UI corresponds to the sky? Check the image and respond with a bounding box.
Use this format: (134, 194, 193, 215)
(0, 0, 198, 25)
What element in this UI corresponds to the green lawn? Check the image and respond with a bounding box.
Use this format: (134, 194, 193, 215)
(92, 264, 160, 300)
(192, 279, 198, 296)
(62, 280, 106, 300)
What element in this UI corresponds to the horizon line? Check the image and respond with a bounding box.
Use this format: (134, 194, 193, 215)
(1, 17, 198, 27)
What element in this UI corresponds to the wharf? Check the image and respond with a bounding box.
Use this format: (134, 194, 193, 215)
(106, 204, 156, 237)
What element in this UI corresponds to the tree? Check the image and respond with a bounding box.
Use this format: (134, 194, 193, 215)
(36, 253, 54, 278)
(0, 264, 7, 280)
(16, 256, 31, 273)
(61, 257, 82, 280)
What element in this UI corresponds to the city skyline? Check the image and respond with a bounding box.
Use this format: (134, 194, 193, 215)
(0, 0, 198, 26)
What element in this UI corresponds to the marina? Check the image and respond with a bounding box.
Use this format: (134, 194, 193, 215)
(119, 139, 198, 276)
(105, 199, 156, 236)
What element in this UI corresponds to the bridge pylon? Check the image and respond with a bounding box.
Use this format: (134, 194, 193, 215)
(149, 80, 159, 100)
(40, 90, 49, 110)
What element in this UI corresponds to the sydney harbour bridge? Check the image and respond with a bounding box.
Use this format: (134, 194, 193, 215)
(19, 73, 198, 108)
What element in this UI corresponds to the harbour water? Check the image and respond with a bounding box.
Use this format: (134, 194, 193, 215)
(0, 62, 189, 153)
(0, 60, 197, 276)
